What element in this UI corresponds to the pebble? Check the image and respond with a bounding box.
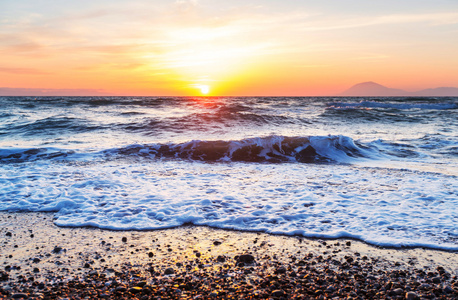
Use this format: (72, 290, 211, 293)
(393, 288, 403, 295)
(164, 267, 175, 275)
(405, 291, 419, 300)
(52, 246, 63, 254)
(129, 287, 142, 294)
(272, 289, 286, 297)
(237, 254, 255, 264)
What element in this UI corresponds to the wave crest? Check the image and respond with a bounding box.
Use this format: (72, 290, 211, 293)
(112, 135, 374, 164)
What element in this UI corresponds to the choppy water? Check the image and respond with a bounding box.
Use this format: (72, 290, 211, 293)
(1, 96, 457, 249)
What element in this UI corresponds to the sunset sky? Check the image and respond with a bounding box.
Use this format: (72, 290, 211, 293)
(1, 0, 457, 96)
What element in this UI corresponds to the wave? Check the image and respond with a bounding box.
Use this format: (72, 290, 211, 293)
(0, 148, 77, 163)
(2, 117, 103, 137)
(0, 135, 375, 164)
(3, 135, 447, 165)
(110, 135, 378, 164)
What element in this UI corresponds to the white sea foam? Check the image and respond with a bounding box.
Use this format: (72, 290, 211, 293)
(1, 160, 456, 250)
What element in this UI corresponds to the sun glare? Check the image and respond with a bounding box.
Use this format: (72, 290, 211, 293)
(191, 84, 210, 95)
(200, 85, 210, 95)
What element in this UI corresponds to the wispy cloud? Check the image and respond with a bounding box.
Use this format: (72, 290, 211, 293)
(0, 87, 114, 96)
(0, 67, 50, 75)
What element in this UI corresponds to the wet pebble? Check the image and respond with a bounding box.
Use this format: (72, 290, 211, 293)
(237, 254, 255, 264)
(164, 267, 175, 275)
(11, 293, 28, 299)
(405, 291, 419, 300)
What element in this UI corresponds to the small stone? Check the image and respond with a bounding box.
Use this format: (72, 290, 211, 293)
(432, 277, 441, 283)
(272, 290, 285, 297)
(5, 232, 12, 237)
(326, 285, 336, 293)
(122, 237, 127, 243)
(275, 266, 287, 274)
(148, 252, 154, 258)
(0, 271, 9, 281)
(11, 293, 28, 299)
(52, 246, 63, 254)
(33, 267, 40, 273)
(32, 257, 41, 263)
(216, 255, 226, 263)
(115, 286, 127, 292)
(393, 288, 403, 295)
(237, 254, 255, 264)
(164, 267, 175, 275)
(419, 283, 431, 290)
(346, 241, 351, 246)
(406, 291, 419, 300)
(129, 287, 142, 294)
(213, 240, 222, 246)
(444, 286, 453, 293)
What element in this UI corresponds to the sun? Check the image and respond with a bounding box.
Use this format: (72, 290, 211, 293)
(192, 84, 210, 95)
(199, 85, 210, 95)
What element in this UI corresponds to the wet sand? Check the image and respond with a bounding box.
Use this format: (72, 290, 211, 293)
(1, 212, 457, 299)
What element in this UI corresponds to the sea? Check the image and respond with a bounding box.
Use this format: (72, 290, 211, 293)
(0, 96, 457, 250)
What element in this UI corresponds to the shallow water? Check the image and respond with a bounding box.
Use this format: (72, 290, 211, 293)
(1, 96, 457, 249)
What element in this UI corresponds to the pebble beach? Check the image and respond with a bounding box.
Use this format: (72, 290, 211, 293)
(1, 212, 457, 299)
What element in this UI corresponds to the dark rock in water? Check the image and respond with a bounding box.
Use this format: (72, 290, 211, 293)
(121, 237, 127, 243)
(216, 255, 226, 263)
(237, 254, 255, 264)
(432, 276, 441, 283)
(5, 232, 12, 237)
(32, 257, 41, 263)
(213, 240, 222, 246)
(295, 146, 318, 163)
(0, 271, 9, 281)
(148, 251, 154, 257)
(164, 267, 174, 275)
(52, 246, 63, 254)
(275, 266, 287, 274)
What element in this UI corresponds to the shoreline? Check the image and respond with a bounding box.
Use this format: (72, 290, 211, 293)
(1, 212, 457, 299)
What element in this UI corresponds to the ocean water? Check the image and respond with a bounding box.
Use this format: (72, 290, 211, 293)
(0, 96, 457, 250)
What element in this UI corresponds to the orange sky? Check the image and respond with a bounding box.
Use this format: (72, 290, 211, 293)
(1, 0, 457, 96)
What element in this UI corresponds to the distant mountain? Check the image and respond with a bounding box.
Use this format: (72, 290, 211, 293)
(340, 82, 458, 97)
(412, 87, 458, 97)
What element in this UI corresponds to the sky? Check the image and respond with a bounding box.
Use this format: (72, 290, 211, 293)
(0, 0, 457, 96)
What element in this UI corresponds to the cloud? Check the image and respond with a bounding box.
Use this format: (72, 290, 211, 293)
(0, 67, 50, 75)
(0, 88, 114, 96)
